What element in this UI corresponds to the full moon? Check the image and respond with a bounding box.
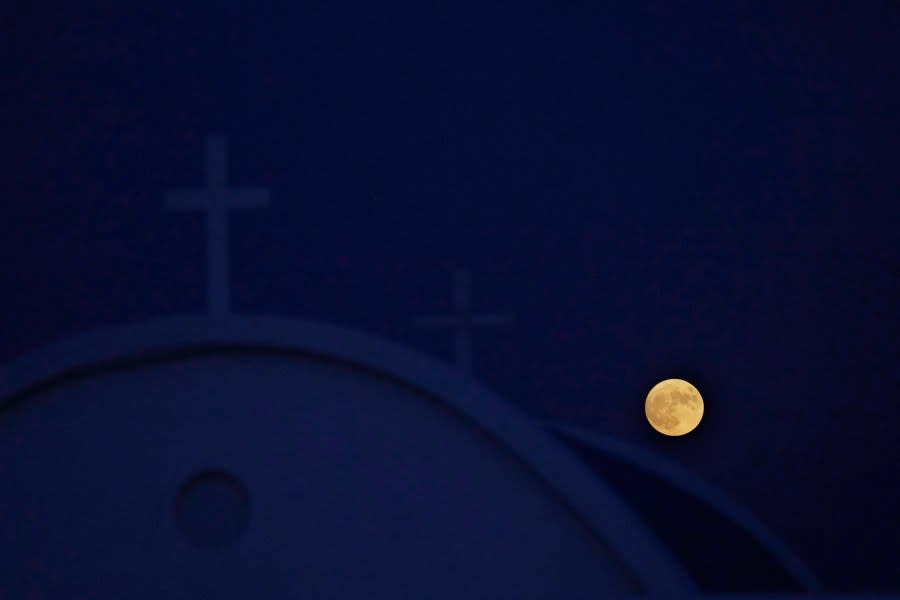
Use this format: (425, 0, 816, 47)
(645, 379, 704, 436)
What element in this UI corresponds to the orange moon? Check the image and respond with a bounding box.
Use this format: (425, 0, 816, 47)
(645, 379, 704, 436)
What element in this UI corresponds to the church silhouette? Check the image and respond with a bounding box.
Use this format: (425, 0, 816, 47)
(1, 136, 833, 598)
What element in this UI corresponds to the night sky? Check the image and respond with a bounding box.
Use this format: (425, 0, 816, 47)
(3, 1, 899, 591)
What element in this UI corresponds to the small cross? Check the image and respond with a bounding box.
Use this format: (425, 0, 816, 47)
(165, 134, 270, 318)
(412, 268, 515, 376)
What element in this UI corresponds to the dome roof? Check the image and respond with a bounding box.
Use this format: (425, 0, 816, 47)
(546, 423, 821, 593)
(0, 316, 693, 598)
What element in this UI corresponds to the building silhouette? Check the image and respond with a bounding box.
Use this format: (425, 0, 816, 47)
(0, 135, 837, 598)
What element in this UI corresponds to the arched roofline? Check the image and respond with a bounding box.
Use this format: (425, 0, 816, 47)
(0, 315, 694, 594)
(543, 422, 821, 592)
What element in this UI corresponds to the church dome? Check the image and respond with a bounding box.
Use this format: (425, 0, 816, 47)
(0, 316, 693, 598)
(547, 424, 821, 593)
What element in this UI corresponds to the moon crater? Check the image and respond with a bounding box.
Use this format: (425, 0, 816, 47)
(645, 379, 704, 436)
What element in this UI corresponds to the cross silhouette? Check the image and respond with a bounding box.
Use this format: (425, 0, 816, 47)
(165, 134, 270, 318)
(412, 268, 515, 376)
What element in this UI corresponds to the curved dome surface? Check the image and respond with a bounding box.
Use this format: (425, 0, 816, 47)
(546, 423, 821, 593)
(0, 316, 693, 598)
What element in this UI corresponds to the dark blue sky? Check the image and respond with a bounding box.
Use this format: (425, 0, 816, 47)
(3, 1, 899, 590)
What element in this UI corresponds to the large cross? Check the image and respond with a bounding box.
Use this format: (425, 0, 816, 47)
(412, 268, 515, 376)
(165, 134, 270, 318)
